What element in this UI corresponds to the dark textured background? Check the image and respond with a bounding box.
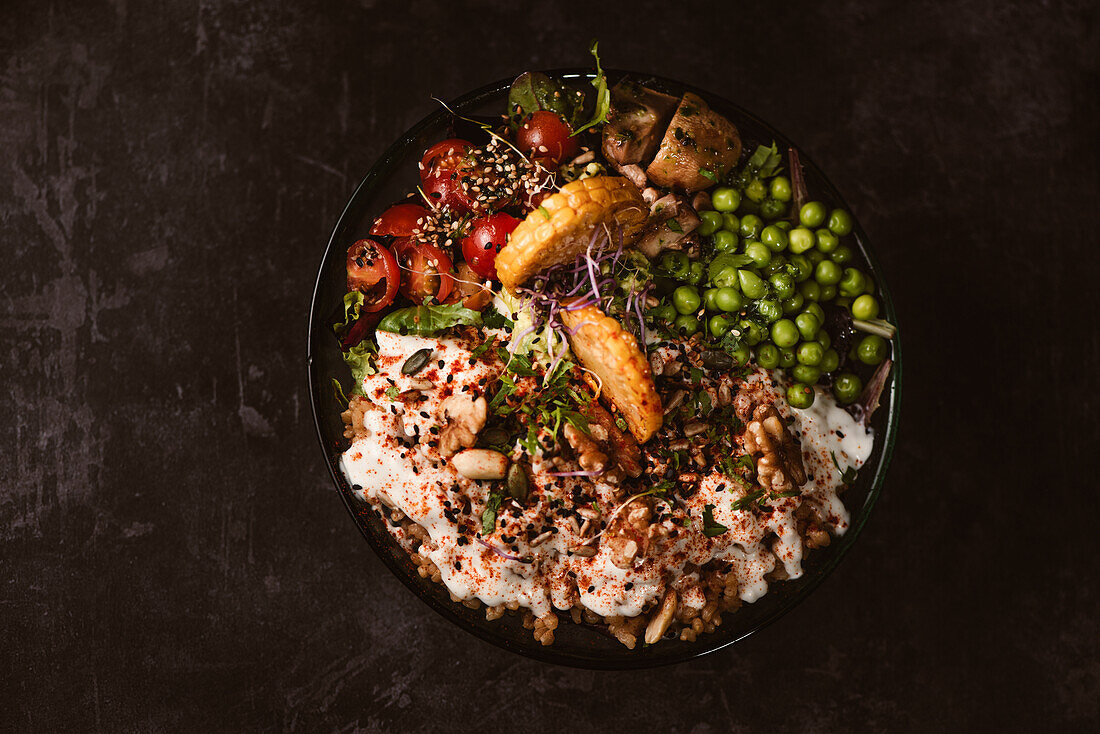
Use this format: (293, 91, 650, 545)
(2, 0, 1097, 731)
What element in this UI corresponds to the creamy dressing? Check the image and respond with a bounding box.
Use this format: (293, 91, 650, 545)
(341, 336, 875, 620)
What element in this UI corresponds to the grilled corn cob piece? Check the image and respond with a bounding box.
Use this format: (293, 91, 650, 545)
(496, 176, 647, 291)
(559, 302, 662, 443)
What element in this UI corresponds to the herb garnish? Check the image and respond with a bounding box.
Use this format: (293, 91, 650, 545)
(702, 504, 728, 537)
(571, 41, 610, 136)
(481, 489, 504, 535)
(332, 378, 349, 407)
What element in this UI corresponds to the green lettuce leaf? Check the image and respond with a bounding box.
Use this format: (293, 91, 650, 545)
(376, 304, 482, 336)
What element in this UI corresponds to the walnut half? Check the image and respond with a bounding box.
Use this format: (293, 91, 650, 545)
(743, 404, 807, 494)
(437, 394, 488, 457)
(604, 497, 667, 569)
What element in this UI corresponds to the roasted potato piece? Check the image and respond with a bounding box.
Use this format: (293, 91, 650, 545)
(646, 92, 742, 193)
(496, 177, 648, 291)
(559, 302, 662, 443)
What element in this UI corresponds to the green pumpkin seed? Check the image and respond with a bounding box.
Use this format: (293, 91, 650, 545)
(401, 348, 432, 376)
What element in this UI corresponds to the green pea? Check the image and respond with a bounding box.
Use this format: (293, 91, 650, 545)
(760, 225, 789, 253)
(737, 319, 765, 346)
(787, 383, 815, 409)
(686, 261, 705, 285)
(833, 373, 863, 404)
(799, 280, 821, 302)
(649, 303, 677, 322)
(851, 294, 880, 320)
(709, 253, 748, 285)
(862, 274, 876, 295)
(729, 344, 751, 366)
(756, 343, 780, 369)
(775, 220, 793, 231)
(759, 198, 787, 220)
(795, 312, 820, 340)
(799, 201, 827, 228)
(709, 314, 734, 338)
(761, 255, 787, 277)
(660, 251, 690, 277)
(781, 293, 805, 314)
(769, 176, 792, 202)
(715, 287, 743, 312)
(713, 229, 738, 253)
(778, 347, 798, 368)
(830, 244, 854, 264)
(788, 227, 815, 254)
(739, 214, 764, 239)
(815, 259, 843, 286)
(738, 270, 767, 299)
(856, 334, 888, 365)
(745, 179, 767, 203)
(673, 286, 702, 315)
(721, 212, 740, 233)
(796, 341, 824, 366)
(834, 296, 851, 310)
(819, 284, 837, 301)
(828, 208, 853, 236)
(791, 364, 821, 384)
(744, 241, 771, 268)
(698, 210, 723, 236)
(816, 330, 832, 351)
(839, 267, 865, 297)
(819, 348, 840, 374)
(712, 265, 741, 289)
(769, 272, 795, 300)
(756, 299, 782, 323)
(703, 288, 721, 312)
(674, 314, 700, 335)
(815, 228, 839, 253)
(788, 254, 813, 283)
(712, 187, 741, 212)
(803, 302, 825, 323)
(771, 318, 799, 348)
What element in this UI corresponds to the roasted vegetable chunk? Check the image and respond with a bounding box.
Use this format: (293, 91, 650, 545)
(559, 302, 662, 443)
(646, 92, 742, 192)
(602, 80, 680, 170)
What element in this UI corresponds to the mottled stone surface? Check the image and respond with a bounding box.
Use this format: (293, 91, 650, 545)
(1, 0, 1097, 731)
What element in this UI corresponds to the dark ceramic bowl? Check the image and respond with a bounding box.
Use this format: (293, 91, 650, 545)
(307, 70, 901, 669)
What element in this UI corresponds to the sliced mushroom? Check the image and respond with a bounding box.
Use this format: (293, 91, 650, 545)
(646, 92, 742, 192)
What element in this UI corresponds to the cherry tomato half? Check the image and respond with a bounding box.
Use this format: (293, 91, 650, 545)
(420, 138, 473, 175)
(346, 238, 400, 312)
(461, 212, 521, 281)
(370, 202, 429, 237)
(420, 138, 476, 214)
(393, 237, 455, 304)
(516, 111, 578, 165)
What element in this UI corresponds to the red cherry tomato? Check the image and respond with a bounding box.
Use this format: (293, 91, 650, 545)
(370, 202, 429, 237)
(461, 212, 521, 281)
(420, 138, 473, 174)
(393, 238, 455, 304)
(421, 171, 476, 214)
(346, 238, 400, 312)
(516, 111, 578, 165)
(420, 138, 477, 214)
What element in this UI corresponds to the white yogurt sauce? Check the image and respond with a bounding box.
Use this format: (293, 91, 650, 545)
(341, 337, 875, 619)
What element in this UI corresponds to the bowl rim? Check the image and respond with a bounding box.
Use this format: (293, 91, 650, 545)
(307, 68, 902, 669)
